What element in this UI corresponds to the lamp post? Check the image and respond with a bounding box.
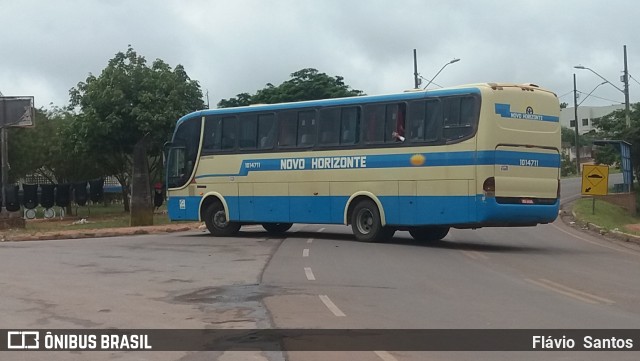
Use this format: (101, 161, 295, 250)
(423, 58, 460, 90)
(573, 74, 581, 175)
(574, 45, 631, 127)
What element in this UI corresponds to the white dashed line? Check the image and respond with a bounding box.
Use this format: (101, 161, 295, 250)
(303, 248, 310, 257)
(304, 267, 316, 281)
(307, 238, 313, 244)
(319, 295, 346, 317)
(374, 351, 398, 361)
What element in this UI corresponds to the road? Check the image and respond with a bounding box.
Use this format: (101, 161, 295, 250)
(261, 174, 640, 360)
(1, 174, 639, 361)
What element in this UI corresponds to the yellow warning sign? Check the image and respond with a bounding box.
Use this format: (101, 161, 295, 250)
(581, 165, 609, 196)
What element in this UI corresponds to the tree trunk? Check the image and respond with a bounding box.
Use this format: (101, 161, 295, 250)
(130, 138, 153, 226)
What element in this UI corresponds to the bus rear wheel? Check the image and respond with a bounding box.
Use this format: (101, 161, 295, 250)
(204, 202, 241, 237)
(351, 199, 391, 242)
(409, 226, 450, 241)
(262, 223, 293, 235)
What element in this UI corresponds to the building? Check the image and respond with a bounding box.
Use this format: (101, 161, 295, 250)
(560, 104, 625, 134)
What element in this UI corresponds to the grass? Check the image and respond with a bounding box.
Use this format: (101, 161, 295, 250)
(573, 198, 640, 235)
(5, 204, 180, 236)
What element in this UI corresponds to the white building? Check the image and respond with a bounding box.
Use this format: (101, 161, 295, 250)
(559, 104, 625, 134)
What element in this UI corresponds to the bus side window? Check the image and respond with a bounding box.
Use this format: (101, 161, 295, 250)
(239, 114, 258, 149)
(443, 96, 475, 141)
(297, 110, 317, 147)
(363, 104, 385, 144)
(220, 116, 237, 150)
(389, 103, 406, 142)
(278, 111, 297, 148)
(341, 107, 359, 145)
(408, 101, 425, 141)
(203, 117, 222, 152)
(258, 113, 276, 149)
(319, 108, 340, 146)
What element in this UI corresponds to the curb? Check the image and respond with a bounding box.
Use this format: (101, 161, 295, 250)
(562, 204, 640, 246)
(1, 223, 204, 242)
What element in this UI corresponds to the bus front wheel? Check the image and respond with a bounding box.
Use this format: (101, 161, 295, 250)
(351, 199, 392, 242)
(203, 202, 241, 237)
(262, 223, 293, 235)
(409, 226, 450, 242)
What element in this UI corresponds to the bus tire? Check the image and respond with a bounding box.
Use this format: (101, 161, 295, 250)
(262, 223, 293, 235)
(409, 226, 450, 242)
(351, 199, 386, 242)
(203, 201, 240, 237)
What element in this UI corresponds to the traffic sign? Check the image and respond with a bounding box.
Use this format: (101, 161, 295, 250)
(581, 165, 609, 196)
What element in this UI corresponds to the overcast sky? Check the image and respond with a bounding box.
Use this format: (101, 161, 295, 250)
(1, 0, 638, 111)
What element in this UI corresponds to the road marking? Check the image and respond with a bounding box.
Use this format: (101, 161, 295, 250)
(307, 238, 313, 244)
(318, 228, 325, 232)
(461, 250, 489, 260)
(319, 295, 346, 317)
(304, 267, 316, 281)
(374, 351, 398, 361)
(525, 278, 614, 305)
(550, 222, 640, 256)
(303, 248, 309, 257)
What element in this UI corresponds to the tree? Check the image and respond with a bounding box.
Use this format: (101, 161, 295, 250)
(592, 103, 640, 182)
(69, 46, 204, 211)
(560, 102, 568, 109)
(8, 107, 104, 184)
(218, 68, 364, 107)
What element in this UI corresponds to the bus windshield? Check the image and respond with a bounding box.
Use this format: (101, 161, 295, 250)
(166, 116, 201, 189)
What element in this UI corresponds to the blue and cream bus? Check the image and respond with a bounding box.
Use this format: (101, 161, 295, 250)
(165, 83, 560, 242)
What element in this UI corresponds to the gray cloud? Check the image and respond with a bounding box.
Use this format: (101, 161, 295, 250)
(1, 0, 637, 109)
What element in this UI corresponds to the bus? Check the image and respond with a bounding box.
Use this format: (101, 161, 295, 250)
(165, 83, 560, 242)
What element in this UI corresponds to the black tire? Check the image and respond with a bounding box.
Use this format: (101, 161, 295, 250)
(409, 226, 450, 241)
(351, 199, 387, 242)
(203, 201, 241, 236)
(262, 223, 293, 235)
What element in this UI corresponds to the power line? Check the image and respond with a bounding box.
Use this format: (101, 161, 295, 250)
(558, 90, 574, 99)
(629, 73, 640, 87)
(575, 90, 623, 104)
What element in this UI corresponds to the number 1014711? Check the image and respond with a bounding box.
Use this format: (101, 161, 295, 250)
(519, 159, 539, 167)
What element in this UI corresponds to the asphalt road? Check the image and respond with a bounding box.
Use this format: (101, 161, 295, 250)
(1, 174, 639, 361)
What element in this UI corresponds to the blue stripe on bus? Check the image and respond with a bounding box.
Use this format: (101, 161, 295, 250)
(494, 103, 559, 122)
(168, 194, 559, 226)
(194, 150, 560, 179)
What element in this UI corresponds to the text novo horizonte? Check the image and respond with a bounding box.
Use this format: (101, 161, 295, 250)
(280, 156, 367, 170)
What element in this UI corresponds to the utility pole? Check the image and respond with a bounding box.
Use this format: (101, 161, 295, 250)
(573, 73, 581, 175)
(413, 49, 420, 89)
(623, 45, 631, 127)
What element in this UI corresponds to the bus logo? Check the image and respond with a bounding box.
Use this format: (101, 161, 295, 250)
(179, 199, 186, 210)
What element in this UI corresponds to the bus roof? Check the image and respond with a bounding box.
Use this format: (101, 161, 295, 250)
(176, 82, 556, 125)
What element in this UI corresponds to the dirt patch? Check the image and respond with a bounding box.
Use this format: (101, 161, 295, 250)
(1, 222, 203, 242)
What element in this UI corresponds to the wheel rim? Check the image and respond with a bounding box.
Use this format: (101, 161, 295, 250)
(213, 210, 228, 228)
(356, 209, 373, 234)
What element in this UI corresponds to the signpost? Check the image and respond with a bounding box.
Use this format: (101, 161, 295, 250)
(0, 96, 34, 219)
(581, 164, 609, 215)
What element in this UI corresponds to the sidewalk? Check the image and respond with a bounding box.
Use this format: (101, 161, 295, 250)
(1, 222, 203, 242)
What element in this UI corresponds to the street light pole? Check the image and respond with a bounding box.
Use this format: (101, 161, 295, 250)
(423, 58, 460, 90)
(575, 45, 631, 127)
(623, 45, 631, 127)
(413, 49, 420, 89)
(573, 74, 581, 175)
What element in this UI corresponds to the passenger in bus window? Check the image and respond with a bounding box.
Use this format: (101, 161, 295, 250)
(392, 130, 405, 142)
